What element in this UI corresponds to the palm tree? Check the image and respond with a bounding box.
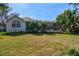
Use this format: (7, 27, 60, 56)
(56, 9, 75, 32)
(69, 3, 79, 33)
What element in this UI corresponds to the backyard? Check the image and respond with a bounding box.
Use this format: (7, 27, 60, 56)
(0, 32, 79, 56)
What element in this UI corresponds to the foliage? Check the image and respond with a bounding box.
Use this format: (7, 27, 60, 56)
(0, 4, 10, 31)
(68, 48, 79, 56)
(29, 21, 38, 31)
(0, 3, 10, 20)
(56, 3, 79, 33)
(40, 23, 47, 32)
(28, 21, 48, 32)
(56, 9, 73, 32)
(69, 3, 79, 9)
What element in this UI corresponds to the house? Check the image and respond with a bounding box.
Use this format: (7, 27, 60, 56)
(5, 14, 34, 32)
(0, 14, 61, 32)
(40, 21, 61, 32)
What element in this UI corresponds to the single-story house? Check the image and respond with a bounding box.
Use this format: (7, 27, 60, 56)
(0, 14, 61, 32)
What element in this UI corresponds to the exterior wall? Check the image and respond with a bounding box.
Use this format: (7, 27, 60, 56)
(6, 17, 26, 32)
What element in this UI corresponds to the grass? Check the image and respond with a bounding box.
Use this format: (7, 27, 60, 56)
(0, 32, 79, 56)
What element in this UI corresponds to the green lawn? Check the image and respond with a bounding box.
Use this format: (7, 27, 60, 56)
(0, 32, 79, 56)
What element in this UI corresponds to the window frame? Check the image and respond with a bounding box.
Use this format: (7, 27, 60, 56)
(12, 21, 21, 28)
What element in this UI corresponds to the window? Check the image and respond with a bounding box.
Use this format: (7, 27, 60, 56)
(48, 26, 52, 30)
(12, 21, 21, 28)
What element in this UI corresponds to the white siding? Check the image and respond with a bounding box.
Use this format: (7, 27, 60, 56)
(6, 17, 26, 32)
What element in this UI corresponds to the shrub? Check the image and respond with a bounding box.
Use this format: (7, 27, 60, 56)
(68, 48, 79, 56)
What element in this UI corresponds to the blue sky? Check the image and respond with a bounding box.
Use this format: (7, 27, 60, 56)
(9, 3, 73, 21)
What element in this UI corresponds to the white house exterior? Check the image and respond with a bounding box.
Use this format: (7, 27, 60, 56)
(0, 14, 61, 32)
(6, 15, 26, 32)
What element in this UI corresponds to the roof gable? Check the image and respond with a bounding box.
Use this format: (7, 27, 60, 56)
(6, 14, 26, 23)
(6, 14, 34, 23)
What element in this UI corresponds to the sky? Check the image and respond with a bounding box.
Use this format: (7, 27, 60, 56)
(9, 3, 73, 21)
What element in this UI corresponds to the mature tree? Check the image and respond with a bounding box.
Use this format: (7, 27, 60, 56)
(69, 3, 79, 9)
(0, 3, 10, 21)
(56, 9, 75, 32)
(69, 3, 79, 33)
(0, 3, 10, 31)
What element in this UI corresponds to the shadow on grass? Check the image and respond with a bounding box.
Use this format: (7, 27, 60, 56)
(2, 32, 56, 36)
(2, 32, 27, 36)
(60, 32, 79, 36)
(32, 32, 56, 36)
(2, 32, 79, 36)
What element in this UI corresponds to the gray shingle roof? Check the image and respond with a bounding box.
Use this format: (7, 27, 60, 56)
(6, 14, 34, 22)
(22, 17, 34, 22)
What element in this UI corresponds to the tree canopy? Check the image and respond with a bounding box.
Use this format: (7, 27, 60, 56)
(56, 3, 79, 33)
(0, 3, 10, 21)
